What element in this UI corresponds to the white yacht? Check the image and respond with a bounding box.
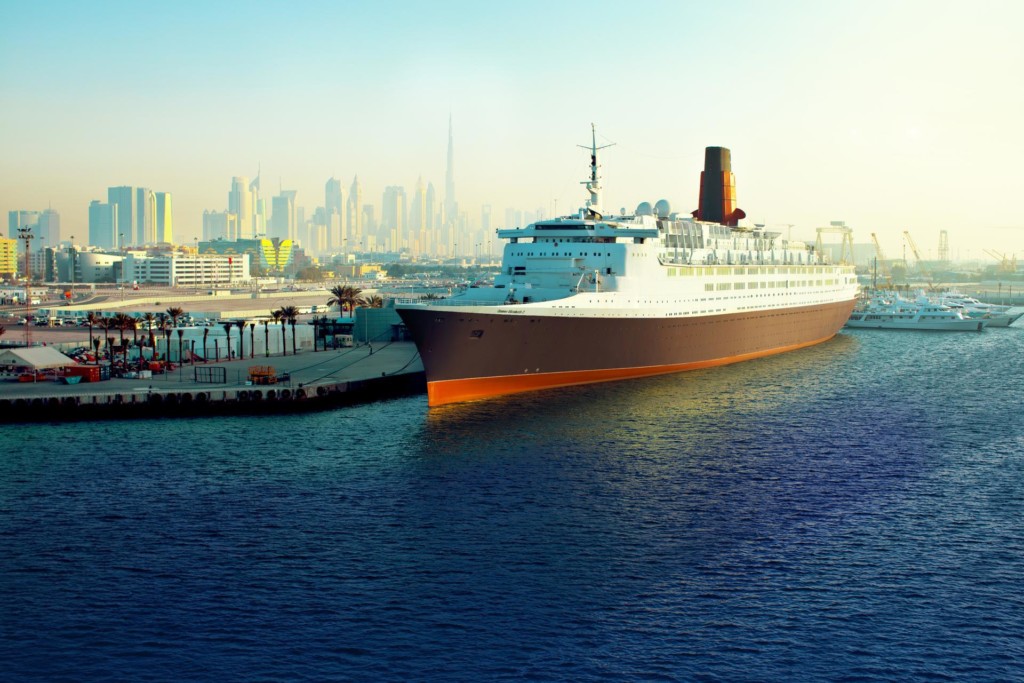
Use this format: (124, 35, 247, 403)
(846, 295, 987, 331)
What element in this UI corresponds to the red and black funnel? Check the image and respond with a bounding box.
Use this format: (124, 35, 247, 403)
(692, 146, 746, 226)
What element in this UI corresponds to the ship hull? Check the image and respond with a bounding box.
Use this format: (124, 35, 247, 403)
(398, 299, 856, 406)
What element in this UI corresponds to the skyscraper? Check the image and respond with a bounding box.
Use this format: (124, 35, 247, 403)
(426, 182, 437, 256)
(381, 185, 407, 253)
(325, 177, 345, 250)
(37, 209, 61, 245)
(229, 177, 253, 239)
(410, 177, 427, 255)
(444, 115, 458, 256)
(347, 176, 362, 250)
(270, 190, 297, 241)
(107, 186, 134, 247)
(8, 210, 40, 239)
(155, 192, 172, 243)
(88, 200, 118, 249)
(136, 187, 155, 244)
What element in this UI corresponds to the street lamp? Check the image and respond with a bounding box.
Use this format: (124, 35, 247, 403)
(68, 235, 75, 304)
(119, 233, 125, 301)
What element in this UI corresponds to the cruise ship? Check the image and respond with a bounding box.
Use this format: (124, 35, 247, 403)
(397, 129, 859, 406)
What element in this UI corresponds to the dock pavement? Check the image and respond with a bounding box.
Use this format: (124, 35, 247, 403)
(0, 342, 425, 421)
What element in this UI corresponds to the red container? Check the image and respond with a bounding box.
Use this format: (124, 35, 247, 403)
(63, 365, 101, 382)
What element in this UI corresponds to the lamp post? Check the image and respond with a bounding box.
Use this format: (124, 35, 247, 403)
(119, 233, 125, 301)
(17, 227, 34, 344)
(68, 236, 75, 304)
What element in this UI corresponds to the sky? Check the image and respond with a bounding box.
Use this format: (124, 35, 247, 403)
(2, 0, 1023, 260)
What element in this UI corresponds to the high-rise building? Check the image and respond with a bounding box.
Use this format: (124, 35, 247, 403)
(410, 177, 428, 255)
(251, 174, 266, 237)
(381, 186, 407, 253)
(325, 177, 345, 251)
(0, 237, 17, 278)
(202, 210, 238, 241)
(229, 176, 253, 239)
(136, 187, 155, 244)
(37, 209, 61, 245)
(107, 186, 135, 247)
(347, 176, 363, 249)
(270, 190, 298, 241)
(8, 210, 40, 240)
(155, 192, 172, 243)
(88, 200, 118, 249)
(445, 114, 457, 227)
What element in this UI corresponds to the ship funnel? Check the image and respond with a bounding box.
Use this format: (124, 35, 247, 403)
(693, 146, 746, 226)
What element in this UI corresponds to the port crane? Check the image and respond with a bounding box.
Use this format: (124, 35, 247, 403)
(870, 232, 893, 290)
(903, 230, 938, 291)
(983, 249, 1018, 273)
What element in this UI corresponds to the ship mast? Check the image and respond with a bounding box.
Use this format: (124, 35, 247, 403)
(578, 123, 614, 218)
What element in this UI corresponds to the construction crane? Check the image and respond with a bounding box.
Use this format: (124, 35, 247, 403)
(870, 232, 893, 290)
(983, 249, 1018, 273)
(903, 230, 937, 291)
(814, 223, 854, 265)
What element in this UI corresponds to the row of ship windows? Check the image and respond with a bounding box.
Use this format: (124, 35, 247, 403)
(667, 266, 850, 277)
(511, 252, 613, 258)
(704, 279, 841, 291)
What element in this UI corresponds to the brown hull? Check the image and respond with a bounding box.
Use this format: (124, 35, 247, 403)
(398, 299, 856, 406)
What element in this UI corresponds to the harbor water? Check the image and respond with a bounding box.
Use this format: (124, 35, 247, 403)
(2, 327, 1023, 681)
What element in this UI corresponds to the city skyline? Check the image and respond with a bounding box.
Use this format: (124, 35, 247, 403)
(2, 1, 1023, 259)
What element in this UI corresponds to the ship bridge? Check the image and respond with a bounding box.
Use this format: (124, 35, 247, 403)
(497, 216, 660, 244)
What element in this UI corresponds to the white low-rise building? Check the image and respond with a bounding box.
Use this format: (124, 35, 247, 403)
(125, 253, 250, 287)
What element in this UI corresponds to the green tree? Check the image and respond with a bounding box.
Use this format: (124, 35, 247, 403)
(165, 306, 184, 328)
(270, 309, 283, 355)
(236, 320, 247, 359)
(222, 321, 234, 360)
(279, 305, 299, 355)
(142, 312, 156, 349)
(327, 285, 364, 317)
(86, 311, 100, 354)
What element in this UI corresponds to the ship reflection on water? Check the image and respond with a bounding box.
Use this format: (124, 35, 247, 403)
(420, 332, 860, 452)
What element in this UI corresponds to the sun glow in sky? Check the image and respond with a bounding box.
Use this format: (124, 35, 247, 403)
(2, 0, 1023, 257)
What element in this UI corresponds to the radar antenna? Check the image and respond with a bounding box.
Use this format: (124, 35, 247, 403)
(578, 123, 614, 218)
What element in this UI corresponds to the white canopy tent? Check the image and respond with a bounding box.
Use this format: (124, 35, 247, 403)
(0, 347, 75, 370)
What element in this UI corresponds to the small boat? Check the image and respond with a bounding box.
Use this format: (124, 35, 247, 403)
(845, 295, 987, 331)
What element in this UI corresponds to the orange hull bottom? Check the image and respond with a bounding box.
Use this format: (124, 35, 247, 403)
(426, 333, 837, 406)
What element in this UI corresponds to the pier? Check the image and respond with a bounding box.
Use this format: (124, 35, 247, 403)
(0, 341, 425, 422)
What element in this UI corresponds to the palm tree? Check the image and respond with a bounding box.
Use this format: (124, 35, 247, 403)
(262, 319, 270, 357)
(112, 312, 131, 366)
(128, 316, 139, 351)
(327, 285, 363, 317)
(86, 311, 100, 353)
(365, 294, 384, 308)
(165, 306, 184, 328)
(249, 322, 255, 358)
(236, 320, 247, 359)
(279, 305, 299, 355)
(222, 321, 234, 360)
(96, 315, 113, 359)
(163, 323, 172, 364)
(271, 309, 284, 355)
(143, 312, 156, 349)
